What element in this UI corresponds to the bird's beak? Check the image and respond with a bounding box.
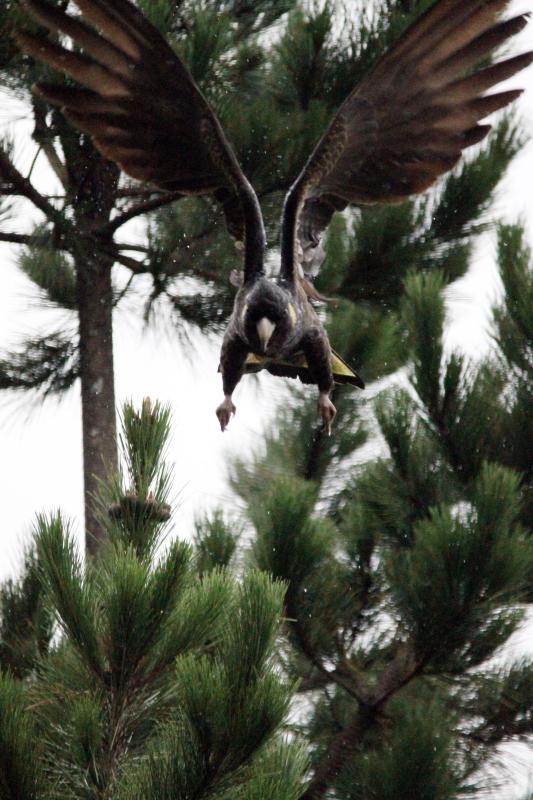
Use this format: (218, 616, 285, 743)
(256, 317, 276, 352)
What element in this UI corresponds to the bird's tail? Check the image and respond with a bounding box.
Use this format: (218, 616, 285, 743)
(243, 349, 364, 389)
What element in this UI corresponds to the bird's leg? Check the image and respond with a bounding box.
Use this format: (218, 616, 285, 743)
(317, 392, 336, 436)
(216, 334, 249, 432)
(216, 395, 236, 431)
(301, 328, 336, 435)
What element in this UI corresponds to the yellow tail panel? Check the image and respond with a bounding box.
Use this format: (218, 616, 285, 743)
(244, 349, 364, 388)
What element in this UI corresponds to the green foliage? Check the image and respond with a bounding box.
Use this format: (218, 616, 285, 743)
(387, 463, 530, 670)
(333, 117, 521, 314)
(168, 0, 296, 45)
(97, 541, 190, 686)
(173, 573, 289, 758)
(494, 223, 533, 375)
(137, 0, 180, 36)
(120, 398, 172, 500)
(101, 399, 173, 558)
(147, 569, 233, 670)
(356, 390, 454, 546)
(0, 673, 40, 800)
(401, 270, 446, 415)
(273, 6, 334, 111)
(400, 264, 527, 484)
(466, 660, 533, 743)
(119, 721, 306, 800)
(440, 359, 508, 479)
(231, 209, 532, 800)
(338, 201, 428, 304)
(0, 329, 79, 396)
(250, 475, 330, 590)
(326, 299, 407, 384)
(112, 572, 296, 800)
(0, 2, 27, 81)
(218, 738, 307, 800)
(18, 234, 77, 309)
(491, 223, 533, 525)
(0, 401, 303, 798)
(35, 512, 104, 678)
(0, 547, 52, 677)
(181, 8, 232, 89)
(431, 117, 524, 240)
(248, 474, 378, 661)
(193, 509, 241, 574)
(338, 697, 463, 800)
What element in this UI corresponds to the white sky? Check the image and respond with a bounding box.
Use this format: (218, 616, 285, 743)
(0, 6, 532, 797)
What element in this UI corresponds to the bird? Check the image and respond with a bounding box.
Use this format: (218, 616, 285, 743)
(17, 0, 533, 434)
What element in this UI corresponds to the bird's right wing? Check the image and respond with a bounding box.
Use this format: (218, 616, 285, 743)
(280, 0, 533, 284)
(17, 0, 265, 280)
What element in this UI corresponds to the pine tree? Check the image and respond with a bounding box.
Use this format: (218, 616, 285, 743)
(0, 398, 306, 799)
(227, 215, 533, 797)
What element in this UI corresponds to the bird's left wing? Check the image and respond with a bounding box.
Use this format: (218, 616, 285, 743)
(280, 0, 533, 285)
(17, 0, 265, 279)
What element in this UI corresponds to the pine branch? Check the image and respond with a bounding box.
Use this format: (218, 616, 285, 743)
(97, 243, 155, 275)
(116, 243, 150, 253)
(0, 231, 34, 245)
(301, 647, 425, 800)
(32, 97, 68, 188)
(0, 230, 152, 280)
(0, 330, 79, 395)
(111, 250, 147, 274)
(0, 147, 59, 221)
(286, 593, 364, 702)
(0, 546, 53, 677)
(301, 704, 376, 800)
(115, 188, 169, 198)
(0, 674, 41, 800)
(102, 190, 186, 236)
(0, 191, 66, 200)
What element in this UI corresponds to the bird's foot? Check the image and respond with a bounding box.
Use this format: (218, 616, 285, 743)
(318, 392, 336, 436)
(216, 395, 236, 432)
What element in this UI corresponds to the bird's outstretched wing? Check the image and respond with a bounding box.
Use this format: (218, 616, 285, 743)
(17, 0, 265, 280)
(280, 0, 533, 283)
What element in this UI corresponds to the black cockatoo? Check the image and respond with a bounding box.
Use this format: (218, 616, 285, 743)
(17, 0, 532, 433)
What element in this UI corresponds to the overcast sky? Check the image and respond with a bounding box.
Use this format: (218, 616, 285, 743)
(1, 7, 533, 795)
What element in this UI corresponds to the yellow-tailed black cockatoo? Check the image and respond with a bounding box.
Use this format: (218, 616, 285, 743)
(18, 0, 532, 433)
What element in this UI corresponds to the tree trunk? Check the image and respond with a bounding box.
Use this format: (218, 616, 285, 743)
(67, 137, 119, 555)
(76, 249, 117, 555)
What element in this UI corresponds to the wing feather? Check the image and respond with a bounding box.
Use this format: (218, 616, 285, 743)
(18, 0, 265, 280)
(17, 0, 133, 74)
(280, 0, 532, 283)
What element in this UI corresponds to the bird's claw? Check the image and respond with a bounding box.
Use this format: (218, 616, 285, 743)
(216, 396, 236, 432)
(318, 393, 336, 436)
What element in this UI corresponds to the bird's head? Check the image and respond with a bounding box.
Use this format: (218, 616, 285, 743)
(241, 279, 298, 355)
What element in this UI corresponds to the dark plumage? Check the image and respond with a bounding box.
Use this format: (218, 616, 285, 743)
(17, 0, 532, 433)
(217, 275, 348, 432)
